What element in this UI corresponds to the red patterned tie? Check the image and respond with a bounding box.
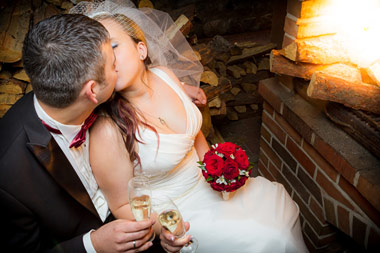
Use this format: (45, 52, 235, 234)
(40, 112, 98, 148)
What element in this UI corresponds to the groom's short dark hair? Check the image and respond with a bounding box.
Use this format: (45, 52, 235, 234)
(22, 14, 110, 108)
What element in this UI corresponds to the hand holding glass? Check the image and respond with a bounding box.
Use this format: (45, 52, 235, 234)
(128, 176, 152, 221)
(128, 176, 155, 241)
(153, 196, 198, 253)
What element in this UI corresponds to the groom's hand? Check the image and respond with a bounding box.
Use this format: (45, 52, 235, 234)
(160, 221, 191, 253)
(91, 218, 155, 252)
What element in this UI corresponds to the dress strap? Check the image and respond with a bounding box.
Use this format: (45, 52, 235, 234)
(150, 68, 188, 101)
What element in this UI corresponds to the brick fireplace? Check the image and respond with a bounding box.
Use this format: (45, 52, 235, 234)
(260, 0, 380, 251)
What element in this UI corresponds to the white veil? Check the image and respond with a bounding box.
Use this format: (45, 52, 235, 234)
(70, 0, 203, 87)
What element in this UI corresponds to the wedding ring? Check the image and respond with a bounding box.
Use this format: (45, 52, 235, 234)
(133, 240, 136, 248)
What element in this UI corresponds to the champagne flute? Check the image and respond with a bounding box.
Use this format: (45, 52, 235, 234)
(153, 196, 198, 253)
(128, 175, 155, 240)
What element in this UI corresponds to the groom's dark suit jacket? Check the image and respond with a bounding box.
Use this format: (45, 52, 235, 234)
(0, 92, 114, 252)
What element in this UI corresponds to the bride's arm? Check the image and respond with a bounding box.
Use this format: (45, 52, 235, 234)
(89, 116, 135, 220)
(194, 130, 210, 161)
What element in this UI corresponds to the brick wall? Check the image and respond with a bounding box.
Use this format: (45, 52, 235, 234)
(258, 77, 380, 251)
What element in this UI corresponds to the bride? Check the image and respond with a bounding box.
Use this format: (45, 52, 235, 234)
(71, 1, 307, 252)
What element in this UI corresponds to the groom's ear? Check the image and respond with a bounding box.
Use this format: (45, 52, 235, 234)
(137, 41, 148, 60)
(83, 80, 99, 104)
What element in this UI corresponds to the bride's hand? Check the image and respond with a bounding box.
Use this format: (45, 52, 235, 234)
(183, 83, 207, 107)
(160, 221, 191, 253)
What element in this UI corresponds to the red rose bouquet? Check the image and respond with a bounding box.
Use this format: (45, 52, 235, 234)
(198, 142, 253, 198)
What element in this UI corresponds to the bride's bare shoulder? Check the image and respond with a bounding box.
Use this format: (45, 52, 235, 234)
(152, 66, 181, 83)
(90, 114, 121, 142)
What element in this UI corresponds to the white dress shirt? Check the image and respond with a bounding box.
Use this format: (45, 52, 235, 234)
(34, 96, 109, 252)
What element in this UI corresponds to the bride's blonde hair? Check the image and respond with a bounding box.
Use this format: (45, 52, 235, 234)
(94, 13, 151, 65)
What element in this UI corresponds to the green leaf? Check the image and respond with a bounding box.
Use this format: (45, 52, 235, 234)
(206, 176, 213, 182)
(197, 161, 204, 165)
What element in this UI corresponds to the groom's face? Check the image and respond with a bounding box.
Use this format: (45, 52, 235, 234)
(97, 41, 118, 104)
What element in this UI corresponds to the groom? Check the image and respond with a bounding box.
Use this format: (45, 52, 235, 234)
(0, 14, 155, 252)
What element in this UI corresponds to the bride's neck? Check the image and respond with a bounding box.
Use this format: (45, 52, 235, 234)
(120, 69, 152, 104)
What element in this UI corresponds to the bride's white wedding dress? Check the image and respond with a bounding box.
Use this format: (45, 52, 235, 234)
(136, 68, 308, 252)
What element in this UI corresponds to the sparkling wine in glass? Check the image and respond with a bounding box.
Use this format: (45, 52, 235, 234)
(153, 196, 198, 253)
(128, 176, 155, 240)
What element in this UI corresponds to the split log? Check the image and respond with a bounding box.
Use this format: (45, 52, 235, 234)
(202, 76, 232, 101)
(209, 100, 226, 116)
(234, 105, 246, 113)
(243, 61, 257, 74)
(199, 105, 212, 138)
(282, 35, 349, 65)
(227, 43, 276, 65)
(226, 92, 262, 107)
(307, 71, 380, 114)
(192, 43, 214, 66)
(257, 58, 270, 71)
(0, 0, 32, 63)
(0, 70, 12, 80)
(200, 70, 218, 86)
(0, 104, 12, 118)
(0, 79, 27, 94)
(208, 96, 222, 108)
(206, 126, 225, 146)
(13, 69, 30, 82)
(138, 0, 154, 8)
(365, 61, 380, 87)
(33, 2, 60, 25)
(165, 14, 193, 40)
(284, 15, 339, 39)
(0, 93, 23, 104)
(270, 49, 360, 81)
(270, 49, 324, 79)
(227, 65, 246, 79)
(167, 4, 196, 23)
(25, 83, 33, 93)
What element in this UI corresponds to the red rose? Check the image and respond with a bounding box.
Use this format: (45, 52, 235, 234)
(236, 176, 248, 188)
(210, 181, 225, 192)
(202, 170, 210, 180)
(204, 154, 224, 176)
(215, 142, 237, 157)
(203, 149, 214, 159)
(234, 149, 249, 169)
(224, 182, 237, 192)
(222, 157, 239, 180)
(224, 176, 248, 192)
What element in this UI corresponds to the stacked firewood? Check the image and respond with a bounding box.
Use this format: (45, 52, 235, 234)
(0, 0, 274, 123)
(0, 0, 74, 117)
